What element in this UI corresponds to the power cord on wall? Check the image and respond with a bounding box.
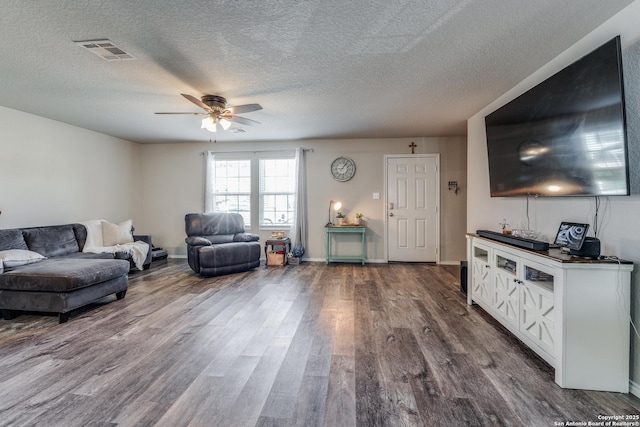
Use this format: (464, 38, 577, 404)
(593, 196, 600, 238)
(604, 256, 640, 341)
(526, 196, 531, 230)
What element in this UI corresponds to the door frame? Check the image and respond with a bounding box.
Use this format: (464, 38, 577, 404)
(383, 154, 441, 264)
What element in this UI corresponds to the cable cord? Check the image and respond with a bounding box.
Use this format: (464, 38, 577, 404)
(526, 197, 530, 230)
(608, 256, 640, 341)
(593, 196, 600, 238)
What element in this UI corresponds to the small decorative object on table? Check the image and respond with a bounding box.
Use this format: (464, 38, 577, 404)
(355, 213, 364, 225)
(499, 218, 511, 235)
(336, 212, 346, 225)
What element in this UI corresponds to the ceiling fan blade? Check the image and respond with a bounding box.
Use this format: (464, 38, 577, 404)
(181, 93, 211, 111)
(229, 103, 262, 114)
(230, 115, 260, 126)
(154, 112, 207, 115)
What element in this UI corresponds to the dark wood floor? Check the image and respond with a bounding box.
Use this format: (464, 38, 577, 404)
(0, 259, 639, 426)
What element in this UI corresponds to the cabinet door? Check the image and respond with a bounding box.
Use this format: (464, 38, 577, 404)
(493, 250, 519, 328)
(520, 262, 555, 355)
(471, 245, 492, 306)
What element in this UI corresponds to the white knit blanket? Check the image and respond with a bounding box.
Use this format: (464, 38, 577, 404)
(80, 220, 149, 271)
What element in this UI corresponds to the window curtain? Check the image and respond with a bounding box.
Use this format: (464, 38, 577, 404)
(289, 148, 307, 254)
(204, 151, 214, 212)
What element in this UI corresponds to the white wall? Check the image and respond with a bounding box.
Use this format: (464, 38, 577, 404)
(0, 106, 142, 229)
(466, 0, 640, 391)
(139, 136, 467, 264)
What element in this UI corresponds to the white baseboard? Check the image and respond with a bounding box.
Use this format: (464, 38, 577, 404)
(168, 255, 459, 266)
(629, 379, 640, 397)
(168, 255, 388, 263)
(305, 257, 386, 263)
(439, 260, 461, 266)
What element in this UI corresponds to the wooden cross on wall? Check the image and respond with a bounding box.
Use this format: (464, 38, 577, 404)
(409, 142, 417, 154)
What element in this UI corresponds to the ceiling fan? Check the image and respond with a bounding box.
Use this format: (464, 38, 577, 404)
(155, 94, 262, 132)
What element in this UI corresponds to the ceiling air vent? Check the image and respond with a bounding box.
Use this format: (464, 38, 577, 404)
(74, 39, 136, 61)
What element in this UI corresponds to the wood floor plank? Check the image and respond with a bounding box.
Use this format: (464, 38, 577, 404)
(323, 355, 356, 427)
(354, 277, 396, 427)
(259, 268, 331, 420)
(288, 373, 331, 427)
(0, 260, 638, 427)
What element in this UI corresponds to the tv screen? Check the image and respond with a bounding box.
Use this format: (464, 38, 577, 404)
(485, 36, 629, 197)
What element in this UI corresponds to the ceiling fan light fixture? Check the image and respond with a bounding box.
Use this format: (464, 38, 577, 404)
(219, 118, 232, 130)
(157, 93, 262, 134)
(201, 116, 217, 132)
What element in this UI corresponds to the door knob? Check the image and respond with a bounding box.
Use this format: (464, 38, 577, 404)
(389, 213, 394, 217)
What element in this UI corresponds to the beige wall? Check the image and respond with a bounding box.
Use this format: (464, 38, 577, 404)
(0, 104, 467, 264)
(139, 136, 467, 264)
(0, 106, 142, 229)
(466, 0, 640, 392)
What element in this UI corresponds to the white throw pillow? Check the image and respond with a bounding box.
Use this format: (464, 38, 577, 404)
(102, 219, 134, 246)
(0, 249, 46, 268)
(82, 219, 106, 249)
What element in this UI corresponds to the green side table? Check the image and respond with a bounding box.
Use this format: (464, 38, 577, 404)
(325, 225, 366, 265)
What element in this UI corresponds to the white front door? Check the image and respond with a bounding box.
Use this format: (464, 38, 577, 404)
(386, 155, 439, 262)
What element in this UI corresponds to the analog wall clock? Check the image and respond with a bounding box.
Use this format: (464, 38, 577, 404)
(330, 156, 356, 182)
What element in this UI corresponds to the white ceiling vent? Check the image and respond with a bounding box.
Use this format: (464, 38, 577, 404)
(74, 39, 136, 61)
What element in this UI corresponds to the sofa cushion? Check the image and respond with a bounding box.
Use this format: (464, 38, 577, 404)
(0, 249, 46, 268)
(0, 258, 129, 292)
(56, 251, 114, 260)
(72, 223, 89, 251)
(0, 229, 29, 251)
(22, 225, 80, 257)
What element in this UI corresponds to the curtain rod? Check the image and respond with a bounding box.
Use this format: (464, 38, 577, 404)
(200, 148, 314, 156)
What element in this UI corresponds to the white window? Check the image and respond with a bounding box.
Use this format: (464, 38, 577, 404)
(208, 152, 296, 230)
(212, 159, 251, 226)
(259, 158, 296, 227)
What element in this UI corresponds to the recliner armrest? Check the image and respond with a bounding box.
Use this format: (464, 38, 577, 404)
(186, 236, 212, 246)
(234, 233, 260, 242)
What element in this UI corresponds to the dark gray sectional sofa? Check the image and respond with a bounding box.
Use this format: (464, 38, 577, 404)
(0, 223, 151, 323)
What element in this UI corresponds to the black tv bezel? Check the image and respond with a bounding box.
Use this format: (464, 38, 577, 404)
(484, 36, 630, 198)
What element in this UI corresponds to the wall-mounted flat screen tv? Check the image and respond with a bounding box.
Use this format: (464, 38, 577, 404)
(485, 36, 629, 197)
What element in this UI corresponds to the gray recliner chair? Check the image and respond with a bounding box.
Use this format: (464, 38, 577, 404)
(185, 213, 261, 276)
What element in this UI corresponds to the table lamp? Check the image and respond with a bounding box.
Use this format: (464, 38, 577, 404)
(326, 200, 342, 226)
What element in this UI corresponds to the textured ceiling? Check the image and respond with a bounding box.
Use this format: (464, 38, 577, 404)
(0, 0, 634, 143)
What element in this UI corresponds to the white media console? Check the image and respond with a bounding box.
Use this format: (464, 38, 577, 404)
(466, 234, 632, 393)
